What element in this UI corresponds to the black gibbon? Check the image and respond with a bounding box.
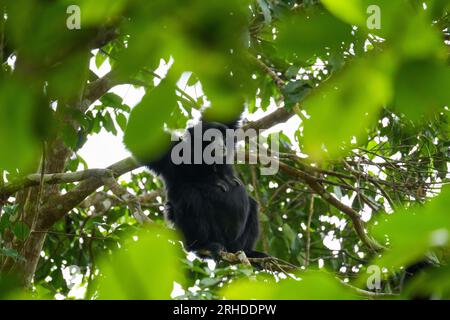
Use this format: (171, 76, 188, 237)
(143, 119, 267, 258)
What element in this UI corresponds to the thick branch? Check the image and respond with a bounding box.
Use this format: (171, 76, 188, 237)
(242, 54, 297, 132)
(33, 108, 298, 230)
(82, 72, 120, 110)
(1, 169, 114, 198)
(242, 107, 293, 132)
(36, 157, 139, 229)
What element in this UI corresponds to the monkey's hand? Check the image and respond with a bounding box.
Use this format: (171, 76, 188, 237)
(215, 176, 242, 192)
(215, 179, 230, 192)
(223, 175, 243, 187)
(232, 177, 243, 186)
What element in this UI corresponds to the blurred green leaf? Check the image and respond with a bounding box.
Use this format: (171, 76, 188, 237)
(0, 0, 449, 300)
(222, 271, 357, 299)
(282, 81, 312, 109)
(393, 11, 446, 60)
(0, 79, 40, 171)
(371, 187, 450, 270)
(0, 274, 32, 300)
(404, 264, 450, 299)
(393, 59, 450, 122)
(276, 10, 352, 61)
(62, 124, 79, 150)
(73, 0, 127, 26)
(321, 0, 366, 26)
(124, 78, 177, 162)
(302, 55, 393, 161)
(47, 53, 89, 101)
(12, 221, 30, 241)
(98, 227, 184, 299)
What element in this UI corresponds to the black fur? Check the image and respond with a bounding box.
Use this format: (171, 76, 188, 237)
(144, 120, 266, 258)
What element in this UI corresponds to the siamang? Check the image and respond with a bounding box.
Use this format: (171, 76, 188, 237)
(143, 119, 267, 259)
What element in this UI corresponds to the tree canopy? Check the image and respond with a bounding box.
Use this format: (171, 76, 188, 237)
(0, 0, 449, 300)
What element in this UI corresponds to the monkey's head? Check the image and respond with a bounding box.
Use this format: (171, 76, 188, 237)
(185, 121, 235, 167)
(162, 120, 237, 181)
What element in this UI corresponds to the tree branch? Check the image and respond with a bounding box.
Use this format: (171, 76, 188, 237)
(0, 169, 115, 198)
(80, 189, 163, 215)
(101, 176, 152, 225)
(36, 157, 140, 229)
(249, 55, 285, 88)
(253, 154, 384, 252)
(242, 107, 293, 132)
(31, 107, 299, 230)
(81, 71, 120, 111)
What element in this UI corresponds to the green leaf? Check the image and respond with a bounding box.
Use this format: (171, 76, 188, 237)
(62, 125, 78, 150)
(371, 187, 450, 271)
(186, 72, 200, 87)
(124, 78, 178, 162)
(47, 53, 90, 100)
(116, 113, 128, 132)
(0, 214, 9, 233)
(284, 65, 300, 79)
(321, 0, 366, 26)
(78, 0, 127, 26)
(393, 11, 445, 60)
(92, 115, 102, 134)
(301, 55, 392, 161)
(98, 227, 184, 299)
(282, 81, 312, 109)
(282, 224, 296, 249)
(100, 93, 123, 109)
(0, 205, 17, 232)
(103, 112, 118, 135)
(0, 247, 25, 262)
(404, 264, 450, 299)
(352, 196, 363, 212)
(0, 80, 40, 171)
(95, 50, 108, 69)
(199, 277, 222, 287)
(12, 221, 30, 241)
(393, 59, 450, 122)
(222, 271, 357, 299)
(276, 10, 353, 61)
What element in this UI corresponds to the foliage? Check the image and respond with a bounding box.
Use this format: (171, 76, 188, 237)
(0, 0, 449, 300)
